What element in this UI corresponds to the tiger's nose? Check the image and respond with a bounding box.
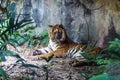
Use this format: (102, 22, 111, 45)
(55, 33, 61, 39)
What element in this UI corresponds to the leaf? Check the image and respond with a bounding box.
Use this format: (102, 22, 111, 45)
(0, 53, 6, 62)
(95, 59, 112, 65)
(18, 21, 33, 30)
(11, 36, 27, 46)
(8, 2, 16, 13)
(0, 67, 8, 79)
(89, 73, 114, 80)
(15, 9, 22, 24)
(13, 54, 25, 62)
(0, 58, 2, 62)
(0, 40, 17, 50)
(95, 54, 107, 59)
(20, 63, 40, 69)
(81, 53, 91, 60)
(92, 41, 97, 47)
(43, 54, 54, 62)
(87, 41, 91, 53)
(0, 50, 14, 56)
(42, 65, 48, 72)
(28, 42, 34, 48)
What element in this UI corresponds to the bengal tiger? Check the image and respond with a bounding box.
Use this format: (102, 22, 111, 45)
(33, 24, 101, 61)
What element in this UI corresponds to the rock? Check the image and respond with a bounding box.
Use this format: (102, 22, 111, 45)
(14, 0, 120, 47)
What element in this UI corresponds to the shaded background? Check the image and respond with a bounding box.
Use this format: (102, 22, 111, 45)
(15, 0, 120, 47)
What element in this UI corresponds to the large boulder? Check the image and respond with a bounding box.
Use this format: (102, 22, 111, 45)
(14, 0, 120, 47)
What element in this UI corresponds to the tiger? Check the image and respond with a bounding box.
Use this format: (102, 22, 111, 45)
(33, 24, 102, 61)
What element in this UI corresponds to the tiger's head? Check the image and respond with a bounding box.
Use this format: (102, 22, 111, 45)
(48, 24, 67, 43)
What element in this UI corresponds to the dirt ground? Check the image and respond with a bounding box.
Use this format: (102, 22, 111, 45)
(0, 45, 99, 80)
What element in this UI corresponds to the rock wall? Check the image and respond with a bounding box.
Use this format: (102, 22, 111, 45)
(14, 0, 120, 47)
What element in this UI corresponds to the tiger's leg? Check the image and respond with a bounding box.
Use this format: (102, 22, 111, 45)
(35, 49, 66, 59)
(33, 47, 53, 56)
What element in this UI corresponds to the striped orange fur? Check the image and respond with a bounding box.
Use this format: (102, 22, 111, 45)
(33, 24, 101, 60)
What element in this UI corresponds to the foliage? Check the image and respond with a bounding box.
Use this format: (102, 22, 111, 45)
(81, 38, 120, 65)
(105, 62, 120, 80)
(0, 50, 14, 62)
(43, 54, 54, 62)
(90, 62, 120, 80)
(0, 3, 32, 50)
(38, 30, 49, 45)
(19, 24, 37, 48)
(26, 30, 49, 48)
(108, 38, 120, 52)
(0, 0, 35, 79)
(0, 0, 33, 58)
(87, 38, 120, 80)
(0, 1, 48, 79)
(89, 73, 114, 80)
(105, 38, 120, 59)
(0, 67, 8, 80)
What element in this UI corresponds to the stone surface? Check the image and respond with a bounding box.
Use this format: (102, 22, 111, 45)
(0, 45, 97, 80)
(14, 0, 120, 47)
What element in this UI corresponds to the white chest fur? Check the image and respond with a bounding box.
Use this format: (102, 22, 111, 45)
(48, 40, 58, 50)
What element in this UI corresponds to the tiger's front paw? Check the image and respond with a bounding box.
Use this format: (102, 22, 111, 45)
(31, 56, 43, 61)
(33, 50, 43, 56)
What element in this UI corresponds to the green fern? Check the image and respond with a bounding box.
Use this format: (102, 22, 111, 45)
(39, 31, 49, 45)
(89, 73, 114, 80)
(0, 67, 9, 80)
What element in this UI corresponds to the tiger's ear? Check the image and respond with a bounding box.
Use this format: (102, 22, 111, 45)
(60, 24, 63, 27)
(59, 24, 64, 29)
(48, 25, 53, 27)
